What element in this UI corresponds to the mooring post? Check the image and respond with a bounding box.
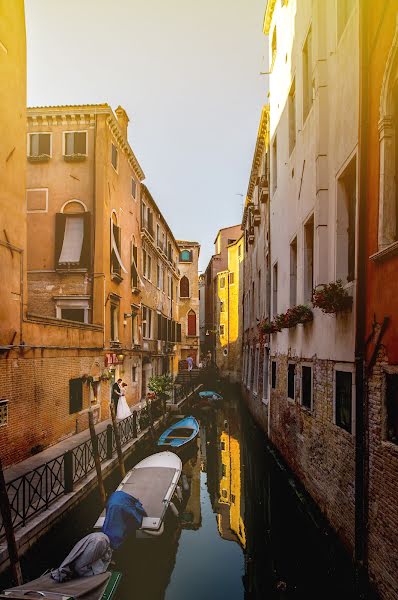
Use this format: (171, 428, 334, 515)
(0, 457, 23, 586)
(88, 411, 107, 507)
(110, 403, 126, 478)
(106, 424, 113, 459)
(64, 450, 74, 493)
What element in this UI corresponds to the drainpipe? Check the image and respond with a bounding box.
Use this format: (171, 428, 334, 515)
(355, 1, 369, 591)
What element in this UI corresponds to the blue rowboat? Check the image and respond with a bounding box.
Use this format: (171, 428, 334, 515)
(157, 416, 199, 450)
(198, 390, 223, 401)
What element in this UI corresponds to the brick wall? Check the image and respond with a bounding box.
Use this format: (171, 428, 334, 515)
(27, 272, 91, 319)
(367, 349, 398, 600)
(0, 351, 112, 467)
(268, 354, 355, 552)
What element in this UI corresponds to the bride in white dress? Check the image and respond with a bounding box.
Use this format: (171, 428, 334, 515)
(116, 383, 132, 420)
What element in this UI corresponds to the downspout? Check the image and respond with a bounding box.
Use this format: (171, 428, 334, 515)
(355, 1, 369, 590)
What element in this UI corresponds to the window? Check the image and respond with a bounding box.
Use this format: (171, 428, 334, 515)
(179, 249, 192, 262)
(110, 300, 119, 341)
(27, 188, 48, 213)
(386, 373, 398, 444)
(288, 363, 296, 400)
(337, 0, 355, 41)
(303, 27, 313, 122)
(131, 243, 138, 289)
(271, 27, 277, 69)
(28, 133, 51, 158)
(55, 297, 89, 323)
(227, 238, 236, 245)
(147, 253, 152, 281)
(253, 348, 260, 395)
(131, 312, 138, 345)
(111, 219, 124, 277)
(177, 323, 182, 342)
(69, 378, 83, 414)
(229, 272, 235, 285)
(304, 216, 314, 303)
(289, 78, 296, 154)
(301, 365, 313, 410)
(0, 400, 8, 427)
(262, 348, 269, 402)
(219, 324, 225, 336)
(187, 310, 197, 336)
(55, 212, 91, 269)
(222, 464, 227, 477)
(157, 262, 161, 289)
(132, 366, 137, 382)
(336, 157, 357, 283)
(335, 370, 353, 433)
(220, 301, 225, 313)
(272, 263, 278, 317)
(131, 178, 137, 199)
(220, 276, 226, 289)
(142, 306, 152, 339)
(64, 131, 87, 157)
(238, 245, 242, 258)
(111, 143, 118, 171)
(271, 360, 277, 389)
(272, 136, 277, 192)
(290, 237, 297, 306)
(180, 276, 190, 298)
(247, 350, 253, 390)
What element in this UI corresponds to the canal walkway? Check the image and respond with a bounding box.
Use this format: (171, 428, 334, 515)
(0, 384, 360, 599)
(0, 384, 201, 574)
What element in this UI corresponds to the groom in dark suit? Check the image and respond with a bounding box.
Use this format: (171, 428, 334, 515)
(111, 378, 122, 412)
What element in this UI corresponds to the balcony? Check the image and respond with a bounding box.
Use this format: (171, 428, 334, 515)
(259, 175, 269, 203)
(63, 153, 87, 162)
(27, 154, 50, 163)
(253, 206, 261, 226)
(142, 219, 154, 239)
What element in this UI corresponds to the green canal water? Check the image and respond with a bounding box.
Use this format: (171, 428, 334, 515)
(2, 386, 359, 599)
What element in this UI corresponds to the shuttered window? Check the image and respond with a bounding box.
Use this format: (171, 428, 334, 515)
(180, 276, 190, 298)
(69, 378, 83, 414)
(131, 244, 138, 288)
(187, 310, 196, 336)
(177, 323, 182, 342)
(55, 213, 91, 269)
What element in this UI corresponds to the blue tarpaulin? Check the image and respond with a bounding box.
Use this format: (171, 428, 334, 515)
(102, 491, 146, 549)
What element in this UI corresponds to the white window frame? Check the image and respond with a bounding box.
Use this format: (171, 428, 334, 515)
(26, 188, 48, 213)
(300, 362, 314, 411)
(262, 346, 270, 404)
(27, 132, 52, 158)
(333, 363, 356, 435)
(253, 345, 260, 396)
(111, 142, 118, 173)
(62, 130, 88, 157)
(287, 361, 296, 401)
(54, 296, 90, 324)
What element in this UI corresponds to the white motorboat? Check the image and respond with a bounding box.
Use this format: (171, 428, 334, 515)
(94, 451, 182, 539)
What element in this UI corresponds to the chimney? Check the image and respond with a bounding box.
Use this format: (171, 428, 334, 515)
(115, 105, 129, 139)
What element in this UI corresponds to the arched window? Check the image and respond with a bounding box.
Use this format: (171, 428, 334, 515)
(187, 310, 196, 336)
(180, 249, 192, 262)
(378, 25, 398, 250)
(180, 276, 190, 298)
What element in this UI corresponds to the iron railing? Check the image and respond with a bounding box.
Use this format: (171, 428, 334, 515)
(0, 399, 170, 540)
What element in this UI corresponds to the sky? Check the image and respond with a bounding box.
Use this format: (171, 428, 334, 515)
(25, 0, 267, 271)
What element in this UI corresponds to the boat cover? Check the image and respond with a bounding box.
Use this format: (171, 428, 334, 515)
(102, 491, 146, 549)
(2, 571, 111, 600)
(50, 532, 112, 583)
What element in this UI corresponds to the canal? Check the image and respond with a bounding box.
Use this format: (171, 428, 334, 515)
(1, 385, 358, 599)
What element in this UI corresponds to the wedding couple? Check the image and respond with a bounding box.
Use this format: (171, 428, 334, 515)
(111, 378, 132, 420)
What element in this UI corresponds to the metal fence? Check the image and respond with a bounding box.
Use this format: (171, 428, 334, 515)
(0, 399, 169, 540)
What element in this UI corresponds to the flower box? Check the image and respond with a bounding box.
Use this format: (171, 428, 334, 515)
(312, 281, 353, 314)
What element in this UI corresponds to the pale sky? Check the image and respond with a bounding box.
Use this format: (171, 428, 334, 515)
(25, 0, 267, 271)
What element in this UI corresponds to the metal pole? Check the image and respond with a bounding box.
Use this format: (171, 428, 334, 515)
(110, 403, 126, 478)
(0, 457, 23, 585)
(88, 411, 107, 507)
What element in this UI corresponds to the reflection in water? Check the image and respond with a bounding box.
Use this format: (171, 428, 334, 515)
(4, 387, 357, 600)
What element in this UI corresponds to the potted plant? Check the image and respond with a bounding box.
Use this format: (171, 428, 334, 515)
(258, 318, 280, 334)
(148, 374, 173, 418)
(312, 280, 353, 314)
(290, 304, 313, 325)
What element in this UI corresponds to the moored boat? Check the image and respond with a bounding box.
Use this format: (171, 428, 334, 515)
(94, 451, 182, 539)
(0, 571, 121, 600)
(157, 416, 199, 451)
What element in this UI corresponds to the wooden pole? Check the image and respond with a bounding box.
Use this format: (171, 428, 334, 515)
(88, 411, 107, 507)
(110, 403, 126, 478)
(0, 457, 23, 586)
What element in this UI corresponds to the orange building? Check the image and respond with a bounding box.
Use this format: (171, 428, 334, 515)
(359, 3, 398, 598)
